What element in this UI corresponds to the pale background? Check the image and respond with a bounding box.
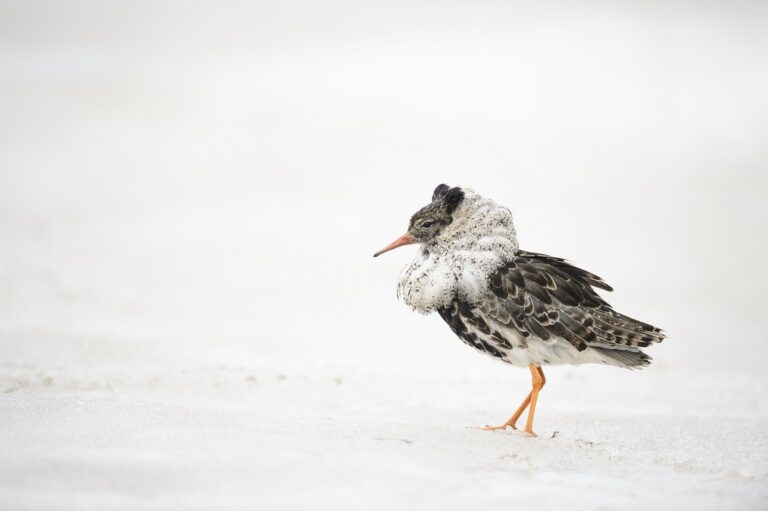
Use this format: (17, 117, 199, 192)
(1, 1, 767, 510)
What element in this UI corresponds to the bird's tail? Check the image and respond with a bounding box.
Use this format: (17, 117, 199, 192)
(591, 346, 653, 369)
(591, 309, 667, 348)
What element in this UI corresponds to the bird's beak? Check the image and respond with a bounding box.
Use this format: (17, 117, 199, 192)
(373, 233, 415, 257)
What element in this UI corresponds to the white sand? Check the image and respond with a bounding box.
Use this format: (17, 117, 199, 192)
(1, 1, 767, 509)
(1, 345, 766, 510)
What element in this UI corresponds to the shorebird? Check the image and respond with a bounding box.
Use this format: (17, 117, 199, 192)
(373, 184, 665, 436)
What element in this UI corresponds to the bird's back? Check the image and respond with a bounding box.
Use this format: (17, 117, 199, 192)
(437, 250, 666, 369)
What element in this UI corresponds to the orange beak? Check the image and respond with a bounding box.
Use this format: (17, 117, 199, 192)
(373, 233, 415, 257)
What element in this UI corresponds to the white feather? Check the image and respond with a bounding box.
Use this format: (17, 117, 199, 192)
(397, 188, 518, 313)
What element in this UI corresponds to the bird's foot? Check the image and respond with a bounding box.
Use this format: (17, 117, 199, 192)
(480, 423, 517, 431)
(523, 430, 538, 438)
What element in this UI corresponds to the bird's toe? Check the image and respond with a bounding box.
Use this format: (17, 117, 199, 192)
(480, 424, 511, 431)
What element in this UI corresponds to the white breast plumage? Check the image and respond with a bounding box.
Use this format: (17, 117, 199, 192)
(396, 189, 519, 313)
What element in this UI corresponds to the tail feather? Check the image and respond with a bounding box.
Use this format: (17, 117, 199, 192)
(592, 346, 652, 369)
(592, 309, 666, 347)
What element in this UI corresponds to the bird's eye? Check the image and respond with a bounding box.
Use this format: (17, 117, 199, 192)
(421, 221, 434, 228)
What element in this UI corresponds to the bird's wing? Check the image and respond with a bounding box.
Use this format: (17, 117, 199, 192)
(475, 250, 665, 352)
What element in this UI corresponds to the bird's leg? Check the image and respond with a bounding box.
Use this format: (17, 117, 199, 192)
(481, 365, 546, 432)
(523, 364, 546, 437)
(480, 391, 532, 431)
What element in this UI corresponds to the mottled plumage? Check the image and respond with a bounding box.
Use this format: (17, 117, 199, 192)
(438, 251, 665, 369)
(374, 184, 666, 435)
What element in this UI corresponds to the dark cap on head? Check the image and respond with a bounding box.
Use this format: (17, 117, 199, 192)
(432, 183, 465, 214)
(373, 183, 465, 257)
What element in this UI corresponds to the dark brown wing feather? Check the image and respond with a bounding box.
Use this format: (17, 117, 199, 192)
(437, 300, 510, 361)
(475, 250, 666, 352)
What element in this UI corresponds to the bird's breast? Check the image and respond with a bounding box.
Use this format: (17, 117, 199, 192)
(397, 248, 507, 314)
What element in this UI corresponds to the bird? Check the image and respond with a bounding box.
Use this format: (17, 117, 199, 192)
(373, 184, 666, 436)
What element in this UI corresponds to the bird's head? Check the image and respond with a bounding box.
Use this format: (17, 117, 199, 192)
(375, 184, 519, 311)
(374, 183, 518, 259)
(373, 184, 478, 257)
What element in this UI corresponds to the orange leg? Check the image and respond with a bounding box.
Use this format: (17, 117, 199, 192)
(523, 365, 546, 437)
(482, 364, 546, 435)
(480, 391, 531, 431)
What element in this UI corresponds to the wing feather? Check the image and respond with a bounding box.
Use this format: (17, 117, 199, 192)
(476, 251, 665, 352)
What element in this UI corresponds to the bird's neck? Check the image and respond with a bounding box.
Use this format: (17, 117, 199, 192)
(396, 190, 519, 314)
(397, 238, 517, 314)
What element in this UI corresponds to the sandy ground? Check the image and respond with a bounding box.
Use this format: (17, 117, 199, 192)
(2, 1, 768, 509)
(1, 348, 766, 510)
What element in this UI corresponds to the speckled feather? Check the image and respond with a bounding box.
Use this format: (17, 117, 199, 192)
(395, 185, 666, 369)
(438, 251, 665, 368)
(397, 188, 519, 313)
